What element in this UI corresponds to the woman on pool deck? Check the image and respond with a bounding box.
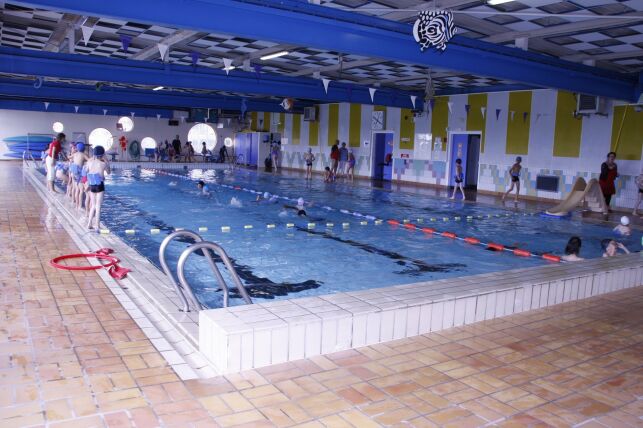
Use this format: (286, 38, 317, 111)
(502, 156, 522, 203)
(304, 148, 315, 180)
(599, 151, 618, 210)
(601, 238, 629, 258)
(86, 146, 111, 230)
(45, 132, 66, 193)
(346, 150, 356, 182)
(450, 158, 465, 200)
(561, 236, 584, 262)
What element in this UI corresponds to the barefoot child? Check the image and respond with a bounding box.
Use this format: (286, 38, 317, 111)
(450, 158, 465, 200)
(346, 150, 356, 182)
(70, 143, 89, 209)
(304, 148, 315, 180)
(86, 146, 110, 230)
(502, 156, 522, 203)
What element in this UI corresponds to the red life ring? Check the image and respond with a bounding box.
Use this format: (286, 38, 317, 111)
(50, 253, 120, 271)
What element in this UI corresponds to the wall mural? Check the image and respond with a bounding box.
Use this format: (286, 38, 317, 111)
(412, 10, 457, 52)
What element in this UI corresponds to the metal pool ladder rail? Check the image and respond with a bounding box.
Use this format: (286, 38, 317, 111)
(159, 230, 252, 312)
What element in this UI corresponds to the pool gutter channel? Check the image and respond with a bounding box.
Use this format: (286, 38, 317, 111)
(23, 164, 217, 379)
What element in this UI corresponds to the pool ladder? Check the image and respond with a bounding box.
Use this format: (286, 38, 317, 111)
(159, 230, 252, 312)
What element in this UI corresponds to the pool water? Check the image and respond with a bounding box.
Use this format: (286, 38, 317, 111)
(98, 167, 640, 308)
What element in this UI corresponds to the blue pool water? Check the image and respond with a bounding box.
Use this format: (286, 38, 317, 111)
(97, 168, 640, 308)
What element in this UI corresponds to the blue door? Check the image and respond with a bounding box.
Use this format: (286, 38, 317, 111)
(373, 133, 393, 180)
(449, 133, 469, 187)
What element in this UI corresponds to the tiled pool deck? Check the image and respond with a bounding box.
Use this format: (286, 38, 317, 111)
(1, 161, 642, 427)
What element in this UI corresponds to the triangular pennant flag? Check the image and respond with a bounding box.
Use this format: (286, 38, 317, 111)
(495, 108, 501, 120)
(447, 101, 454, 114)
(410, 95, 417, 109)
(191, 51, 200, 66)
(81, 25, 94, 46)
(481, 107, 486, 118)
(369, 88, 376, 103)
(523, 111, 528, 122)
(103, 109, 108, 116)
(226, 118, 231, 126)
(156, 114, 161, 121)
(44, 102, 49, 110)
(157, 43, 169, 61)
(510, 111, 515, 121)
(429, 99, 435, 111)
(223, 57, 233, 75)
(322, 78, 331, 94)
(180, 116, 186, 123)
(74, 105, 79, 113)
(119, 35, 132, 52)
(464, 104, 470, 115)
(130, 111, 135, 118)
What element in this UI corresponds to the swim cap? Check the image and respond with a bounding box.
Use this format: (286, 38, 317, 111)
(198, 180, 205, 187)
(263, 192, 270, 199)
(621, 216, 630, 226)
(297, 197, 304, 206)
(516, 156, 522, 162)
(94, 145, 105, 157)
(76, 143, 85, 152)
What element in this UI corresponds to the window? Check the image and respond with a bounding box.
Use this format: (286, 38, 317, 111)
(117, 116, 134, 132)
(52, 122, 64, 133)
(89, 128, 114, 151)
(141, 137, 156, 150)
(187, 123, 217, 151)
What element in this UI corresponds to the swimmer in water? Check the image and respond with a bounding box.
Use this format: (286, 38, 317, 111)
(256, 192, 278, 204)
(613, 216, 631, 236)
(230, 197, 243, 207)
(197, 180, 210, 194)
(283, 197, 307, 216)
(169, 181, 177, 186)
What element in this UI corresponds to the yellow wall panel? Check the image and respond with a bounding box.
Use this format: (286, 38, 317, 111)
(431, 97, 448, 151)
(553, 91, 582, 158)
(505, 91, 531, 155)
(292, 114, 301, 145)
(466, 93, 487, 152)
(250, 111, 257, 131)
(611, 106, 643, 161)
(308, 111, 319, 147)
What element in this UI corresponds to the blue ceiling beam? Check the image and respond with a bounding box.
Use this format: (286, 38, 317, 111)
(0, 77, 306, 112)
(435, 84, 536, 97)
(0, 99, 175, 118)
(12, 0, 638, 101)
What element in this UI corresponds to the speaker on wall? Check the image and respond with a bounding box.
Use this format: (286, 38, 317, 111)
(168, 119, 179, 126)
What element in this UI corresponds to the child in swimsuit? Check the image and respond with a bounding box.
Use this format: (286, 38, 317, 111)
(346, 150, 356, 182)
(324, 166, 335, 183)
(502, 156, 522, 203)
(450, 158, 465, 200)
(70, 143, 89, 209)
(86, 146, 111, 230)
(304, 149, 315, 180)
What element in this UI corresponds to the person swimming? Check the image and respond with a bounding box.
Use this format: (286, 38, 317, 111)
(197, 180, 210, 194)
(613, 216, 631, 236)
(256, 191, 278, 204)
(230, 197, 243, 207)
(283, 197, 307, 216)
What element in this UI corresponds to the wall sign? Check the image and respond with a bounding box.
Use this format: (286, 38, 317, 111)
(412, 10, 457, 52)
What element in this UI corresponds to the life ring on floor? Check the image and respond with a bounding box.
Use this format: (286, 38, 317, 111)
(50, 248, 131, 279)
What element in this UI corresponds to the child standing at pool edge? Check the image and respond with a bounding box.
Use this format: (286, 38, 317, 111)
(502, 156, 522, 203)
(450, 158, 465, 200)
(86, 146, 111, 231)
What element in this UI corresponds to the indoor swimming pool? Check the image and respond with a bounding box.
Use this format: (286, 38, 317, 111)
(97, 167, 641, 308)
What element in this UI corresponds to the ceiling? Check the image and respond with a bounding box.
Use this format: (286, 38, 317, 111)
(0, 0, 641, 106)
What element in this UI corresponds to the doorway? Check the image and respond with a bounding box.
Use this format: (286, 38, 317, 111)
(447, 131, 481, 189)
(372, 131, 394, 181)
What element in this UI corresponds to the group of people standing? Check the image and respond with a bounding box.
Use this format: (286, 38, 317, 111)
(43, 133, 110, 230)
(327, 141, 356, 182)
(152, 135, 229, 163)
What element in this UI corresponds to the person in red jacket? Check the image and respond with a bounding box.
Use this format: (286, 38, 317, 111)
(45, 133, 66, 193)
(330, 141, 340, 176)
(599, 151, 618, 210)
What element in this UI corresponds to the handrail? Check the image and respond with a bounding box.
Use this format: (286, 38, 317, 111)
(177, 241, 253, 308)
(159, 229, 223, 311)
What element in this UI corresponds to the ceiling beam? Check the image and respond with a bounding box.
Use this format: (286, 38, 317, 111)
(130, 29, 199, 60)
(0, 98, 176, 118)
(562, 50, 643, 62)
(0, 46, 423, 108)
(12, 0, 638, 100)
(43, 12, 83, 52)
(0, 77, 304, 112)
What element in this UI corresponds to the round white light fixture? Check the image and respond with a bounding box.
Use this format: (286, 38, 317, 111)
(52, 122, 64, 133)
(187, 123, 217, 151)
(224, 137, 233, 147)
(117, 116, 134, 132)
(88, 128, 114, 151)
(141, 137, 156, 150)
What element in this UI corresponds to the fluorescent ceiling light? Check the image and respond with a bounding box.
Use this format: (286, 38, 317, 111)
(260, 51, 289, 61)
(488, 0, 513, 4)
(152, 86, 164, 91)
(223, 66, 236, 71)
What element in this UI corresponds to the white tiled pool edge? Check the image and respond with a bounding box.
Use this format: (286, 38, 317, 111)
(23, 165, 217, 379)
(200, 255, 642, 374)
